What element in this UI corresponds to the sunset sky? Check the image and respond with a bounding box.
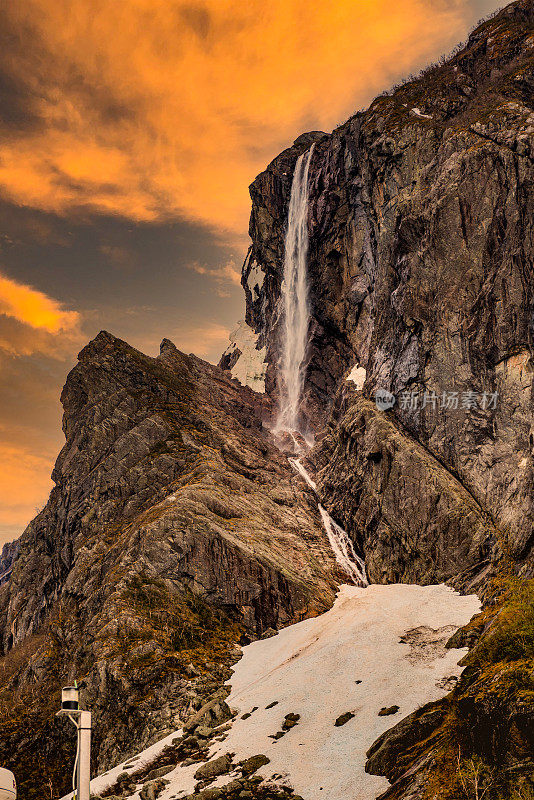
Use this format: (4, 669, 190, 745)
(0, 0, 505, 544)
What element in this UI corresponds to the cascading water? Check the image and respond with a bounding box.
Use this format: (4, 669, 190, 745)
(273, 146, 367, 586)
(274, 146, 315, 439)
(290, 458, 368, 587)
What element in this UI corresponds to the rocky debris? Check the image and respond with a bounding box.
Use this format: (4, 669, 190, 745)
(241, 707, 258, 720)
(184, 693, 233, 734)
(400, 626, 459, 665)
(183, 774, 304, 799)
(239, 754, 271, 776)
(281, 713, 300, 730)
(378, 706, 400, 717)
(334, 712, 355, 726)
(265, 701, 279, 709)
(194, 754, 234, 780)
(144, 765, 176, 781)
(139, 778, 169, 800)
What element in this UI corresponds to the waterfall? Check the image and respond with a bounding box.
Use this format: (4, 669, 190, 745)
(274, 148, 368, 588)
(274, 146, 314, 438)
(290, 458, 368, 587)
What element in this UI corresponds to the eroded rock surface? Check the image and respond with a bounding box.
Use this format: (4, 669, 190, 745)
(0, 332, 338, 798)
(234, 0, 534, 574)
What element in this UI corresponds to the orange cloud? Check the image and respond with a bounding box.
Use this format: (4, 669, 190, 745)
(0, 272, 83, 358)
(188, 259, 241, 296)
(0, 0, 477, 233)
(0, 442, 53, 533)
(0, 272, 79, 334)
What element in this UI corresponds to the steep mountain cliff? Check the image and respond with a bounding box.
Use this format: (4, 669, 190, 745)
(0, 3, 533, 800)
(238, 0, 534, 581)
(0, 332, 338, 798)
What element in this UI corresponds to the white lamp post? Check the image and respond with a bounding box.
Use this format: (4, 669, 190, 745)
(0, 767, 16, 800)
(56, 686, 92, 800)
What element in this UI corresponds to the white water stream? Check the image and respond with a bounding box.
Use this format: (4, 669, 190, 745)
(274, 146, 315, 438)
(290, 457, 368, 587)
(270, 147, 367, 587)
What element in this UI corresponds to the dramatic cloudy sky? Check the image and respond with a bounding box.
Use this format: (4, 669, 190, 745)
(0, 0, 505, 544)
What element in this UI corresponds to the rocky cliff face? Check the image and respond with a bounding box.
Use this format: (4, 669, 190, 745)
(0, 332, 338, 798)
(0, 541, 18, 583)
(240, 0, 534, 580)
(1, 3, 533, 799)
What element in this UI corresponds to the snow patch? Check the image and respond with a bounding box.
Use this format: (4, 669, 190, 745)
(80, 728, 182, 798)
(83, 584, 480, 800)
(347, 364, 367, 390)
(226, 320, 267, 393)
(246, 259, 265, 296)
(410, 108, 433, 119)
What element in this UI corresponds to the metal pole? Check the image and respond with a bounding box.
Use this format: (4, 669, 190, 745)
(77, 711, 91, 800)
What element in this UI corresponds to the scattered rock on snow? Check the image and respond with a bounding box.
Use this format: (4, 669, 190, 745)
(378, 705, 400, 716)
(194, 754, 233, 780)
(282, 713, 300, 730)
(334, 712, 355, 727)
(240, 754, 271, 776)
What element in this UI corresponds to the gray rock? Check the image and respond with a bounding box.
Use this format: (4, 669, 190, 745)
(240, 754, 270, 775)
(233, 0, 534, 579)
(193, 754, 233, 780)
(335, 712, 355, 726)
(144, 765, 175, 781)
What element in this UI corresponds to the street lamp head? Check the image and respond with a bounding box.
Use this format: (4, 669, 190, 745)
(61, 686, 79, 711)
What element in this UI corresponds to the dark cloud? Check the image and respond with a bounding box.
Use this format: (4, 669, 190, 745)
(0, 13, 44, 133)
(179, 4, 212, 40)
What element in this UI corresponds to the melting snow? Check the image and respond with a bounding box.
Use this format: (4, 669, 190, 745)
(410, 108, 433, 120)
(223, 321, 267, 393)
(246, 260, 265, 296)
(347, 364, 367, 390)
(83, 584, 480, 800)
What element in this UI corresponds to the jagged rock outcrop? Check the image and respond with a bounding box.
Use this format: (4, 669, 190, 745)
(237, 0, 534, 577)
(0, 541, 18, 584)
(0, 332, 338, 798)
(314, 389, 499, 586)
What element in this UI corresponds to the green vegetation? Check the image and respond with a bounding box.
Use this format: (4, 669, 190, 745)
(123, 573, 238, 655)
(466, 579, 534, 668)
(421, 578, 534, 800)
